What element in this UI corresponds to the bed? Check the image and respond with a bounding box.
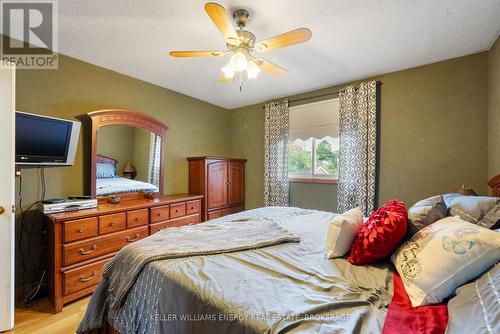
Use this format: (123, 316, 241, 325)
(96, 154, 159, 196)
(78, 207, 393, 333)
(78, 204, 499, 334)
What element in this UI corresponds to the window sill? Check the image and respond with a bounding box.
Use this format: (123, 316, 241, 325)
(289, 177, 338, 185)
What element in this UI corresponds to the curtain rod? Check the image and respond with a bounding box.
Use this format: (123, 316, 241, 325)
(260, 91, 341, 109)
(288, 91, 342, 104)
(261, 82, 382, 109)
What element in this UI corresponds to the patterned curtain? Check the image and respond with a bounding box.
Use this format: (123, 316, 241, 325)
(147, 133, 161, 187)
(264, 99, 289, 206)
(337, 81, 378, 216)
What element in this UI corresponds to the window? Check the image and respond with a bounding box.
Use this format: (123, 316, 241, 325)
(288, 98, 339, 183)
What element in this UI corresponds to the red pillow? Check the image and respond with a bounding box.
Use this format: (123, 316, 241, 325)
(348, 200, 408, 265)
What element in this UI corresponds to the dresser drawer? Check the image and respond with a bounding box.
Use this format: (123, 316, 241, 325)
(63, 226, 149, 266)
(150, 205, 169, 223)
(149, 213, 200, 234)
(127, 209, 149, 228)
(63, 217, 98, 243)
(186, 200, 201, 215)
(169, 202, 186, 218)
(99, 213, 126, 235)
(63, 258, 108, 295)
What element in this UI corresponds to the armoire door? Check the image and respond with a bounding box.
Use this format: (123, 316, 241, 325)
(228, 161, 244, 205)
(207, 161, 228, 209)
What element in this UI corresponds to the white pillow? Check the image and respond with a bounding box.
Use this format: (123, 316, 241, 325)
(392, 216, 500, 307)
(326, 208, 363, 259)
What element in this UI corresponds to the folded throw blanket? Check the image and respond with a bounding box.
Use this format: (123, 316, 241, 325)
(103, 219, 300, 310)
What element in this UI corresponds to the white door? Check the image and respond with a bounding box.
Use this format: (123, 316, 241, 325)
(0, 66, 15, 331)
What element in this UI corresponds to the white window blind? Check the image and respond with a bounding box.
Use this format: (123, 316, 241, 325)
(289, 98, 339, 140)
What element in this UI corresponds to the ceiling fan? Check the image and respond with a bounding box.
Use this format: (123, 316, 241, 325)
(169, 2, 312, 89)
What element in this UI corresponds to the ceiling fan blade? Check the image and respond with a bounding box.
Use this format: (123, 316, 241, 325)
(255, 28, 312, 52)
(204, 2, 239, 46)
(255, 58, 288, 77)
(169, 51, 224, 57)
(219, 73, 233, 83)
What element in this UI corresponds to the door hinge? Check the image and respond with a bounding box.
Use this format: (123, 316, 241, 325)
(12, 205, 15, 214)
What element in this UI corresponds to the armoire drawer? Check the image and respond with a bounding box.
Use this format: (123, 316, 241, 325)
(63, 258, 108, 295)
(207, 210, 223, 220)
(63, 226, 148, 266)
(149, 213, 201, 234)
(63, 217, 98, 243)
(222, 205, 244, 216)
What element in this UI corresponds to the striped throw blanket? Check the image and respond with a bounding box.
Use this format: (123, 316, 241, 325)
(103, 219, 300, 310)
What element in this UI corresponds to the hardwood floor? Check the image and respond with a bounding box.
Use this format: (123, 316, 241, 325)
(4, 297, 89, 334)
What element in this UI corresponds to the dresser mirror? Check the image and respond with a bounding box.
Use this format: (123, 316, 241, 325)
(89, 109, 168, 198)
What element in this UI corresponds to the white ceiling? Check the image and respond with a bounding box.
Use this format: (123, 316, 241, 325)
(53, 0, 500, 109)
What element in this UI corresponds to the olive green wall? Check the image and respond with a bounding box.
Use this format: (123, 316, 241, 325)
(230, 52, 489, 210)
(15, 54, 231, 287)
(97, 126, 136, 175)
(132, 128, 153, 182)
(16, 54, 231, 205)
(229, 103, 265, 208)
(488, 36, 500, 180)
(289, 182, 337, 212)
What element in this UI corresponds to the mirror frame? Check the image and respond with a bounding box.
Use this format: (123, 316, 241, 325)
(88, 109, 168, 198)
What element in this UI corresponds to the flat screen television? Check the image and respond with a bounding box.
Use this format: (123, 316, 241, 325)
(15, 111, 81, 165)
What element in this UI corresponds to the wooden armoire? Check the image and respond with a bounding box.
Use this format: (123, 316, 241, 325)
(188, 157, 246, 221)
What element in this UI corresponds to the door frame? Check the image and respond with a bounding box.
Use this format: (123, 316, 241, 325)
(0, 64, 15, 331)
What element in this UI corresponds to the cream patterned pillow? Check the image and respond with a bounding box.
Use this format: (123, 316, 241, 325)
(392, 216, 500, 307)
(326, 208, 363, 259)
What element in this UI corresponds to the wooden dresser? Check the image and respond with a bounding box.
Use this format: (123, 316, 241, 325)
(45, 193, 203, 313)
(188, 157, 246, 221)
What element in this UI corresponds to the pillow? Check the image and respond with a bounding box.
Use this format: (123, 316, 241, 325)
(446, 263, 499, 334)
(348, 200, 408, 265)
(96, 163, 116, 179)
(443, 193, 500, 229)
(326, 208, 363, 259)
(407, 195, 447, 237)
(392, 216, 500, 307)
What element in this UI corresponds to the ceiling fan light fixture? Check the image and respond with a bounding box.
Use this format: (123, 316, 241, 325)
(221, 63, 235, 79)
(230, 47, 248, 72)
(255, 43, 268, 52)
(246, 60, 261, 79)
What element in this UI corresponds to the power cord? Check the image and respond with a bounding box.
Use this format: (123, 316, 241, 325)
(18, 167, 48, 306)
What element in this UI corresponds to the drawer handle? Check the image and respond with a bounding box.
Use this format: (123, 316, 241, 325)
(79, 271, 97, 282)
(134, 217, 144, 221)
(156, 212, 162, 216)
(109, 221, 117, 226)
(126, 233, 140, 242)
(187, 220, 195, 226)
(78, 227, 85, 233)
(79, 244, 97, 255)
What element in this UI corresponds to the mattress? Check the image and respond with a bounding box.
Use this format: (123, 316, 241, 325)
(96, 176, 159, 196)
(78, 207, 394, 334)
